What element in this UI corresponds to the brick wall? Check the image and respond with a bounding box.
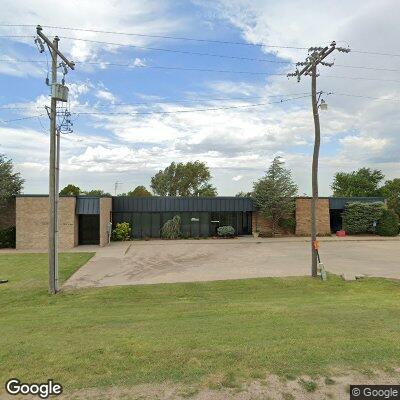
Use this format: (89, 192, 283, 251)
(295, 198, 331, 236)
(251, 211, 291, 235)
(0, 197, 16, 229)
(99, 197, 112, 246)
(16, 196, 77, 250)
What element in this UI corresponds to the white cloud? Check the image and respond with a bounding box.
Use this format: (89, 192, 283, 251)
(133, 58, 146, 67)
(0, 0, 189, 64)
(232, 175, 243, 181)
(96, 89, 116, 103)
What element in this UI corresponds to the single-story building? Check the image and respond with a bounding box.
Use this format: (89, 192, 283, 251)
(2, 195, 385, 250)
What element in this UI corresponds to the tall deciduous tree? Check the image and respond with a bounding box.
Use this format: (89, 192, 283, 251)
(60, 184, 81, 196)
(331, 168, 384, 197)
(0, 154, 24, 208)
(127, 185, 152, 197)
(150, 161, 217, 196)
(381, 178, 400, 216)
(252, 157, 298, 236)
(83, 189, 112, 196)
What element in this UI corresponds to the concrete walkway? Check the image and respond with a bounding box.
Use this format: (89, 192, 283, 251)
(62, 236, 400, 289)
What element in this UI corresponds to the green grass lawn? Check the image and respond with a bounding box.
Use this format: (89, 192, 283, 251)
(1, 252, 400, 392)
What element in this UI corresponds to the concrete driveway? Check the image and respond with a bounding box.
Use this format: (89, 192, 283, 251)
(63, 236, 400, 289)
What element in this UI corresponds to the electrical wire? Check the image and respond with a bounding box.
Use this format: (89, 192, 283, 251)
(1, 33, 400, 73)
(2, 23, 400, 58)
(0, 95, 309, 123)
(67, 94, 310, 116)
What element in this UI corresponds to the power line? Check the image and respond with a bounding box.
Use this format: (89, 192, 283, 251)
(67, 94, 311, 116)
(0, 93, 310, 111)
(54, 37, 400, 72)
(0, 23, 308, 50)
(2, 23, 400, 58)
(326, 91, 400, 101)
(0, 114, 45, 123)
(2, 34, 400, 73)
(3, 57, 400, 82)
(57, 36, 291, 64)
(0, 95, 310, 122)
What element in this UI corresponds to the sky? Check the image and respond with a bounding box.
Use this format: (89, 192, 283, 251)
(0, 0, 399, 196)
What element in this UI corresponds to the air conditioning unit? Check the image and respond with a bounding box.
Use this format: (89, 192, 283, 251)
(51, 83, 69, 102)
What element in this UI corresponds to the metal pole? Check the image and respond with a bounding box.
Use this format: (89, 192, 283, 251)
(310, 65, 320, 277)
(49, 36, 59, 294)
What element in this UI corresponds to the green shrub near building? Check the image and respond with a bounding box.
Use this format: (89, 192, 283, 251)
(0, 226, 16, 248)
(161, 215, 181, 239)
(217, 225, 235, 237)
(342, 202, 385, 234)
(111, 222, 131, 241)
(376, 209, 399, 236)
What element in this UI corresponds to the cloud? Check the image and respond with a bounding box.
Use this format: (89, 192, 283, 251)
(0, 0, 189, 63)
(96, 89, 116, 103)
(232, 175, 243, 181)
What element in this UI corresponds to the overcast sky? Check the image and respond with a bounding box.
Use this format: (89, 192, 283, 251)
(0, 0, 399, 195)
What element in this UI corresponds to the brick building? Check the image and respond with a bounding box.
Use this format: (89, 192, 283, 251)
(3, 195, 385, 250)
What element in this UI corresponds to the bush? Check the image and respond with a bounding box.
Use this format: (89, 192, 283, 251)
(161, 215, 181, 239)
(342, 202, 385, 234)
(0, 226, 16, 248)
(279, 217, 296, 233)
(217, 225, 235, 237)
(111, 222, 131, 241)
(377, 209, 399, 236)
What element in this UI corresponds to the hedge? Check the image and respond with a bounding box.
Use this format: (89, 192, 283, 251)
(0, 226, 16, 248)
(376, 209, 399, 236)
(342, 202, 385, 234)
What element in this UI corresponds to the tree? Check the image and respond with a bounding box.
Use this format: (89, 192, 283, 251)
(235, 191, 252, 197)
(128, 185, 152, 197)
(83, 189, 112, 196)
(331, 168, 384, 197)
(252, 157, 298, 236)
(381, 178, 400, 216)
(150, 161, 217, 196)
(0, 154, 24, 209)
(60, 184, 81, 196)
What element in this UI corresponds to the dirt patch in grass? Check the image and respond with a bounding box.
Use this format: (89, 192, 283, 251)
(59, 370, 400, 400)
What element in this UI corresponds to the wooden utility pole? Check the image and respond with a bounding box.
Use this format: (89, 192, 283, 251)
(288, 42, 350, 277)
(36, 25, 75, 294)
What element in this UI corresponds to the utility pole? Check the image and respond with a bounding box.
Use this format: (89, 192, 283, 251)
(288, 41, 350, 277)
(36, 25, 75, 294)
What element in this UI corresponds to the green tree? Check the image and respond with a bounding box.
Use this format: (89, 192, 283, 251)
(60, 184, 81, 196)
(235, 191, 252, 197)
(331, 168, 384, 197)
(0, 154, 24, 209)
(83, 189, 111, 196)
(381, 178, 400, 216)
(128, 185, 152, 197)
(150, 161, 217, 197)
(252, 157, 298, 236)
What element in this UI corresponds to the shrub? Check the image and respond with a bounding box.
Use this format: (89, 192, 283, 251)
(0, 226, 16, 248)
(161, 215, 181, 239)
(279, 217, 296, 233)
(217, 225, 235, 237)
(377, 209, 399, 236)
(111, 222, 131, 241)
(342, 202, 385, 234)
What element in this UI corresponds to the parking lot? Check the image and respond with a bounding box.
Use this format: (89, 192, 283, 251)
(64, 236, 400, 289)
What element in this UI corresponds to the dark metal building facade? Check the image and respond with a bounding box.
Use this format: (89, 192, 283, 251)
(112, 196, 254, 238)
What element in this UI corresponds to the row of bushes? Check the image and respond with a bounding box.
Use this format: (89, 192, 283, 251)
(0, 226, 16, 248)
(342, 202, 399, 236)
(111, 216, 236, 241)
